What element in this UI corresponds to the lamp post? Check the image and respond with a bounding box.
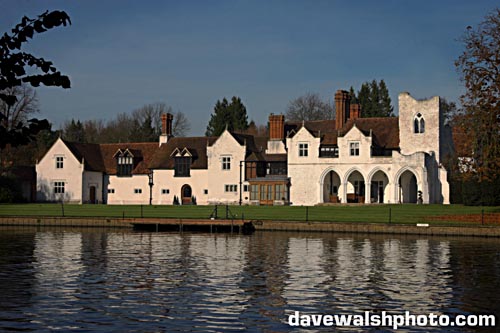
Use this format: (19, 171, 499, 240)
(148, 170, 154, 205)
(239, 161, 243, 206)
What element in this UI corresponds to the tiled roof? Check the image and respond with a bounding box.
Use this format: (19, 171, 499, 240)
(284, 117, 399, 149)
(100, 142, 159, 174)
(342, 117, 399, 149)
(285, 120, 336, 138)
(63, 140, 158, 174)
(148, 137, 217, 169)
(64, 141, 105, 172)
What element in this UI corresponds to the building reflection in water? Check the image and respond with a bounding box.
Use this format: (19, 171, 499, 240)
(0, 228, 499, 332)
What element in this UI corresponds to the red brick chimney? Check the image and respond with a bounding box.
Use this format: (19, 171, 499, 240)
(349, 104, 361, 120)
(268, 114, 285, 140)
(161, 113, 173, 136)
(335, 90, 350, 129)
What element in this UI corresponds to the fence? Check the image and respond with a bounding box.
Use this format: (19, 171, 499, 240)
(0, 203, 499, 226)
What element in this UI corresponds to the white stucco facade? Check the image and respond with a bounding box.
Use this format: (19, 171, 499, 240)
(36, 138, 84, 203)
(35, 91, 451, 206)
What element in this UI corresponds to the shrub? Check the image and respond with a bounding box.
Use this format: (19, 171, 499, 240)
(0, 176, 23, 203)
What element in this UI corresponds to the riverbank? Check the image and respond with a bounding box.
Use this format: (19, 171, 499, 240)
(1, 216, 500, 237)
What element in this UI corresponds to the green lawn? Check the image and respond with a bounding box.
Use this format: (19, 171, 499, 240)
(0, 203, 499, 225)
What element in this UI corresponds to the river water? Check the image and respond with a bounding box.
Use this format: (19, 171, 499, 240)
(0, 227, 498, 332)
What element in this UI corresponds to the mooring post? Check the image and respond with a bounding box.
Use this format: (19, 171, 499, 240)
(226, 205, 229, 219)
(215, 205, 218, 219)
(210, 224, 213, 233)
(61, 201, 65, 217)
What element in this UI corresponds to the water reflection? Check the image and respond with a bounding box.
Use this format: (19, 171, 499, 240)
(0, 227, 498, 332)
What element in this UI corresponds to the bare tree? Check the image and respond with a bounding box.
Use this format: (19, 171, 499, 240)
(0, 85, 39, 130)
(172, 111, 190, 136)
(131, 103, 190, 137)
(83, 119, 105, 144)
(285, 93, 334, 121)
(0, 85, 39, 172)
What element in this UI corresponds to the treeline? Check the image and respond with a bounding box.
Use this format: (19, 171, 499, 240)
(62, 103, 190, 144)
(349, 79, 393, 117)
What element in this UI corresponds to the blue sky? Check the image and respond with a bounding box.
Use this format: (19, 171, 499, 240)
(1, 0, 498, 135)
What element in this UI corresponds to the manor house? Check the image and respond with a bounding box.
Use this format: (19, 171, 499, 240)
(36, 90, 451, 205)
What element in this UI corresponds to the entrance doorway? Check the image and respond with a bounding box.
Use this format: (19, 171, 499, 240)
(181, 184, 192, 205)
(399, 170, 418, 203)
(89, 186, 96, 204)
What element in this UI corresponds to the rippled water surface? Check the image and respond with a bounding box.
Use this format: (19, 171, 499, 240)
(0, 227, 499, 332)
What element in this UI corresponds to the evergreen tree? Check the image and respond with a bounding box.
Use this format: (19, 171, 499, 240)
(138, 114, 156, 142)
(63, 119, 86, 143)
(378, 80, 393, 117)
(349, 86, 358, 104)
(369, 80, 380, 116)
(205, 96, 249, 136)
(352, 80, 393, 117)
(357, 83, 371, 116)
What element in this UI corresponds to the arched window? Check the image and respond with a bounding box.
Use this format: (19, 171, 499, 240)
(414, 113, 425, 133)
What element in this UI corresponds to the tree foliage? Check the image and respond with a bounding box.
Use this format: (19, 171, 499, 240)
(206, 97, 249, 136)
(62, 103, 190, 143)
(350, 80, 393, 117)
(0, 10, 71, 149)
(439, 98, 459, 125)
(285, 93, 334, 121)
(455, 8, 500, 181)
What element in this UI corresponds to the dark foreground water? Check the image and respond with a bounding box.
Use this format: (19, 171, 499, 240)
(0, 227, 499, 332)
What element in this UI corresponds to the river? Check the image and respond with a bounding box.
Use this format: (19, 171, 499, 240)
(0, 227, 498, 332)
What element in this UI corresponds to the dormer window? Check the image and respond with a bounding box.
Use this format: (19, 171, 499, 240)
(171, 147, 192, 177)
(414, 113, 425, 134)
(115, 149, 134, 177)
(175, 157, 191, 177)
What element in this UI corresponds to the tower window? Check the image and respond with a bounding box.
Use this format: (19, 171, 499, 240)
(414, 113, 425, 134)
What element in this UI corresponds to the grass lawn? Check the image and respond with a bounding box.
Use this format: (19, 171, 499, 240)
(0, 203, 499, 225)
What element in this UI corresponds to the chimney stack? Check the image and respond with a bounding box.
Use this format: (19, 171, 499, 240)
(159, 113, 174, 145)
(268, 114, 285, 140)
(335, 90, 351, 130)
(349, 104, 361, 120)
(161, 113, 173, 136)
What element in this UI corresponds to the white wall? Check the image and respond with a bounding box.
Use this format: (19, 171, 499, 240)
(207, 131, 246, 204)
(152, 169, 209, 205)
(36, 138, 84, 203)
(105, 174, 150, 204)
(82, 171, 103, 203)
(399, 93, 441, 161)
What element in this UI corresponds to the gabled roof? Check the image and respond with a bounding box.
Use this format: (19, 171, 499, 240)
(149, 137, 217, 169)
(63, 140, 105, 172)
(284, 117, 399, 149)
(285, 120, 336, 138)
(341, 117, 399, 149)
(100, 143, 158, 174)
(62, 140, 158, 175)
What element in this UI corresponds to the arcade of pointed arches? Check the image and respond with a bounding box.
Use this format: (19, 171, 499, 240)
(320, 166, 420, 204)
